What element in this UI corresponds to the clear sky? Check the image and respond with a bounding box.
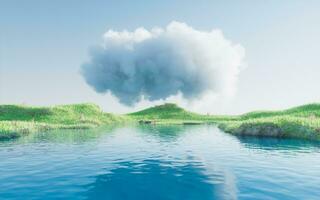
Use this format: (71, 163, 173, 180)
(1, 0, 320, 114)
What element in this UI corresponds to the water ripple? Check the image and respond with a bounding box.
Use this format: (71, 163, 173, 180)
(0, 125, 319, 200)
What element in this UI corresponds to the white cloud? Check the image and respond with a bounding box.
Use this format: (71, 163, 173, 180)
(81, 21, 246, 110)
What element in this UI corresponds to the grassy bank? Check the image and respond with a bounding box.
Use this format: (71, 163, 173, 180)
(129, 103, 320, 141)
(0, 103, 129, 139)
(1, 102, 320, 141)
(216, 104, 320, 140)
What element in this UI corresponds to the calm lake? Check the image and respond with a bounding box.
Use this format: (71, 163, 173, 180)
(0, 125, 320, 200)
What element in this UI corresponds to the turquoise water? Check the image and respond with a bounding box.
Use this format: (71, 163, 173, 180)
(0, 125, 320, 200)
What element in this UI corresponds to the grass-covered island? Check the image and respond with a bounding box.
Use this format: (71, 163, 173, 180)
(0, 103, 320, 141)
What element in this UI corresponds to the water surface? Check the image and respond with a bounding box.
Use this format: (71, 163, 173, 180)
(0, 125, 320, 200)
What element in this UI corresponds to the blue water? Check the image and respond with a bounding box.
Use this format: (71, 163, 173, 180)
(0, 125, 320, 200)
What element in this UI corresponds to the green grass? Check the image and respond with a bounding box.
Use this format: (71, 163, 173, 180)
(0, 103, 129, 125)
(0, 103, 130, 139)
(129, 103, 228, 122)
(129, 103, 202, 119)
(128, 103, 320, 141)
(0, 120, 98, 140)
(1, 102, 320, 141)
(213, 104, 320, 140)
(217, 116, 320, 140)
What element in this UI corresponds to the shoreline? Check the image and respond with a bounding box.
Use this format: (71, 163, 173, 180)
(1, 120, 319, 142)
(1, 103, 319, 141)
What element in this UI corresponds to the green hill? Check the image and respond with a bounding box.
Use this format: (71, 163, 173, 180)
(128, 103, 227, 124)
(129, 103, 202, 119)
(0, 102, 320, 141)
(239, 103, 320, 119)
(218, 103, 320, 140)
(0, 103, 127, 125)
(0, 103, 129, 139)
(129, 103, 320, 140)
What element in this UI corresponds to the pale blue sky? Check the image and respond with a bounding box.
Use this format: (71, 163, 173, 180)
(1, 0, 320, 114)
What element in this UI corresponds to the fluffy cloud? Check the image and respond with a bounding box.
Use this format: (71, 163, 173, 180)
(81, 21, 245, 106)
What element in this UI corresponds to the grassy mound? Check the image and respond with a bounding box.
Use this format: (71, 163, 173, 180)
(129, 103, 199, 119)
(0, 103, 128, 125)
(239, 103, 320, 120)
(129, 103, 320, 140)
(217, 103, 320, 140)
(0, 103, 129, 139)
(128, 103, 212, 124)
